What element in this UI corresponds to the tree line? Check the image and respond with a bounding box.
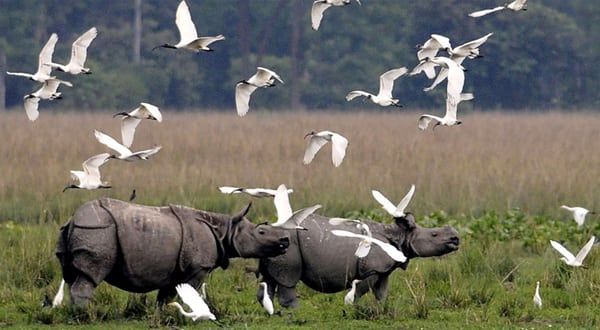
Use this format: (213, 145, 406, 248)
(0, 0, 597, 111)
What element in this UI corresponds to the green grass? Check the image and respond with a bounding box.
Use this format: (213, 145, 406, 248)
(2, 209, 600, 329)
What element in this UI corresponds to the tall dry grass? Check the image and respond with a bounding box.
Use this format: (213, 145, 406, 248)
(1, 110, 599, 222)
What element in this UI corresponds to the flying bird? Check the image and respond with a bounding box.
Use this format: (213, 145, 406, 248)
(411, 34, 451, 78)
(272, 184, 321, 230)
(154, 1, 225, 52)
(168, 283, 216, 321)
(344, 279, 361, 305)
(469, 0, 528, 17)
(63, 153, 111, 191)
(561, 205, 595, 227)
(331, 229, 407, 262)
(52, 279, 66, 308)
(372, 185, 416, 218)
(533, 281, 542, 309)
(94, 130, 162, 161)
(423, 57, 465, 103)
(7, 33, 58, 83)
(258, 282, 274, 315)
(328, 218, 372, 257)
(424, 33, 493, 92)
(311, 0, 361, 31)
(235, 67, 284, 117)
(417, 93, 474, 130)
(550, 236, 596, 267)
(303, 130, 348, 167)
(129, 189, 137, 202)
(345, 67, 408, 107)
(46, 27, 98, 74)
(218, 186, 293, 198)
(23, 79, 72, 121)
(113, 102, 162, 148)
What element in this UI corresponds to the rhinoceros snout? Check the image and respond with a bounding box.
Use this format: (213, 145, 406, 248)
(446, 235, 460, 251)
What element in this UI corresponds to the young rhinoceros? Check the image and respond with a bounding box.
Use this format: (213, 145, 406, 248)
(258, 213, 459, 307)
(56, 198, 290, 307)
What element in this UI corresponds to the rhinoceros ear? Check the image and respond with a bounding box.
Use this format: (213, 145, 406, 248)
(395, 213, 416, 230)
(232, 202, 252, 223)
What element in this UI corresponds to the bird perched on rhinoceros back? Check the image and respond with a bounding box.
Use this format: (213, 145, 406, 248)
(257, 213, 459, 308)
(55, 198, 290, 308)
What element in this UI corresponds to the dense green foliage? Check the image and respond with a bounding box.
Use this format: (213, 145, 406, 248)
(2, 209, 600, 328)
(1, 1, 598, 111)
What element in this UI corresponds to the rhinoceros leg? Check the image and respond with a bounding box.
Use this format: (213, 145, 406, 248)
(157, 286, 177, 306)
(372, 274, 390, 301)
(276, 285, 299, 308)
(70, 274, 96, 307)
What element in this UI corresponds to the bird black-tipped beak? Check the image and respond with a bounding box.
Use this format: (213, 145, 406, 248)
(62, 185, 72, 192)
(304, 132, 313, 139)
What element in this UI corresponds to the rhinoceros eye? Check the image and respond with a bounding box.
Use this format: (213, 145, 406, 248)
(258, 229, 266, 235)
(432, 232, 438, 237)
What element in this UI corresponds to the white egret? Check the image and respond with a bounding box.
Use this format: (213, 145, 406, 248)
(560, 205, 595, 227)
(331, 230, 407, 262)
(63, 153, 111, 191)
(218, 186, 293, 198)
(272, 184, 321, 230)
(344, 279, 361, 305)
(94, 130, 162, 162)
(258, 282, 274, 315)
(424, 57, 465, 103)
(550, 236, 596, 267)
(328, 218, 372, 258)
(169, 283, 216, 321)
(303, 130, 348, 167)
(7, 33, 58, 83)
(411, 34, 451, 78)
(469, 0, 528, 18)
(371, 185, 415, 218)
(345, 67, 408, 107)
(154, 1, 225, 52)
(46, 27, 98, 74)
(311, 0, 361, 31)
(235, 67, 284, 117)
(533, 281, 542, 309)
(424, 33, 493, 92)
(113, 102, 162, 148)
(52, 279, 66, 308)
(23, 79, 73, 121)
(417, 93, 474, 130)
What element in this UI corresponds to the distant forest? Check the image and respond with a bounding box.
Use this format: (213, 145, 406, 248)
(0, 0, 598, 111)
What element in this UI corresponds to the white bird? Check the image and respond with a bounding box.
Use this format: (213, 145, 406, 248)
(46, 27, 98, 74)
(303, 130, 348, 167)
(169, 283, 216, 321)
(424, 33, 493, 92)
(328, 218, 372, 257)
(411, 34, 451, 79)
(417, 93, 474, 130)
(561, 205, 595, 227)
(153, 1, 225, 52)
(235, 67, 284, 117)
(52, 279, 66, 308)
(218, 186, 293, 198)
(23, 79, 72, 121)
(63, 153, 112, 191)
(371, 185, 415, 218)
(258, 282, 274, 315)
(272, 184, 321, 230)
(331, 229, 407, 262)
(550, 236, 596, 267)
(200, 282, 207, 299)
(533, 281, 542, 309)
(311, 0, 361, 31)
(345, 67, 408, 107)
(7, 33, 58, 83)
(94, 130, 162, 162)
(113, 102, 163, 148)
(344, 279, 361, 305)
(424, 57, 465, 103)
(469, 0, 528, 18)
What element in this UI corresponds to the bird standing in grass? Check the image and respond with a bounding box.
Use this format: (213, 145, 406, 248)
(533, 281, 542, 309)
(344, 279, 361, 305)
(258, 282, 274, 315)
(52, 279, 66, 308)
(169, 283, 216, 321)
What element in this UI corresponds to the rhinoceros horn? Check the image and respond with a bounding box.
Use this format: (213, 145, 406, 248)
(232, 202, 252, 223)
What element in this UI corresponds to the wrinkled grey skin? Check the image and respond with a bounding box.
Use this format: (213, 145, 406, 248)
(56, 198, 290, 307)
(258, 213, 459, 307)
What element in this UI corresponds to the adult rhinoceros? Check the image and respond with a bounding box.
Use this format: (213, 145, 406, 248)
(258, 213, 459, 307)
(56, 198, 290, 307)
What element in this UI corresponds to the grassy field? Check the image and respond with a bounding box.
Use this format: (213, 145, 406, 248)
(1, 111, 600, 328)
